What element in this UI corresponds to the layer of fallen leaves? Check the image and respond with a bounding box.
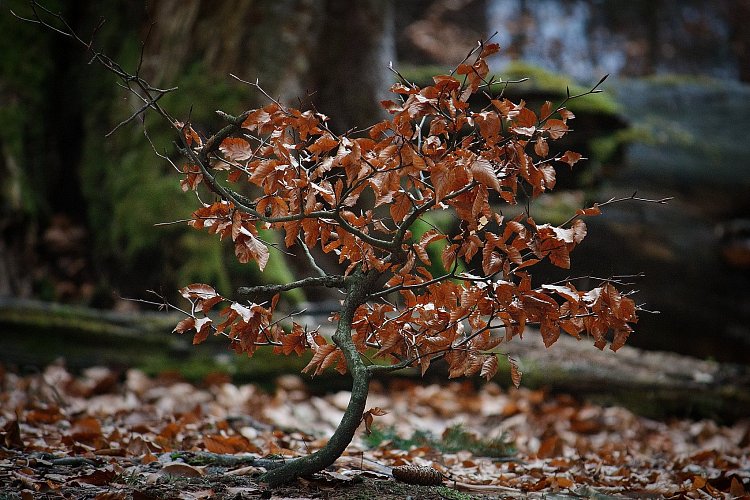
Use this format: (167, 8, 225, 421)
(1, 364, 748, 498)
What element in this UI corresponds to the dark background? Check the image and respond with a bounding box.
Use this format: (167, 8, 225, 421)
(1, 0, 748, 362)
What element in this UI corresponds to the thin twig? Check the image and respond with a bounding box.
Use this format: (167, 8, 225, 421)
(561, 191, 673, 227)
(106, 92, 166, 137)
(297, 236, 328, 278)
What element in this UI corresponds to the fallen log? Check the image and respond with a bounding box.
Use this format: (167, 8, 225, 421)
(493, 332, 750, 422)
(1, 298, 747, 421)
(0, 297, 310, 382)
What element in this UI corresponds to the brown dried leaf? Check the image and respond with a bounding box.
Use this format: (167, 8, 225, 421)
(362, 407, 389, 435)
(203, 434, 252, 454)
(193, 317, 212, 345)
(730, 477, 747, 497)
(470, 158, 500, 191)
(302, 343, 338, 377)
(480, 355, 499, 381)
(390, 192, 412, 224)
(2, 419, 23, 449)
(235, 233, 270, 271)
(558, 150, 583, 166)
(543, 119, 568, 139)
(415, 230, 445, 266)
(219, 137, 254, 161)
(576, 204, 602, 216)
(482, 251, 503, 276)
(442, 243, 459, 271)
(179, 283, 220, 301)
(308, 134, 338, 155)
(508, 355, 522, 388)
(534, 137, 549, 157)
(161, 462, 205, 478)
(173, 317, 195, 334)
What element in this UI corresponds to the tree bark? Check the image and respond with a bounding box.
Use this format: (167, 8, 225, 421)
(259, 269, 379, 486)
(311, 0, 395, 132)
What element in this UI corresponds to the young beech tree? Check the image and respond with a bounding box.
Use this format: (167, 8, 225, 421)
(15, 5, 658, 486)
(154, 48, 645, 484)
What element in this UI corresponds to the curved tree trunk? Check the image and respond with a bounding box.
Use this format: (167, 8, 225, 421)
(259, 269, 378, 486)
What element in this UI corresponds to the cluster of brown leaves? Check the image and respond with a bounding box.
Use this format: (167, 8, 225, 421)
(175, 44, 637, 383)
(1, 365, 747, 498)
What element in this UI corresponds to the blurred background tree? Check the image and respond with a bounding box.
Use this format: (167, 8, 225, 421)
(1, 0, 748, 362)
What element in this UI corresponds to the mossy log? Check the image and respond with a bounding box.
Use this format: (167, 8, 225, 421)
(0, 298, 311, 385)
(1, 298, 748, 421)
(491, 332, 750, 422)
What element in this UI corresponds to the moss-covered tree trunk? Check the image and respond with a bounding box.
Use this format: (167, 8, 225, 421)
(3, 1, 396, 305)
(311, 0, 395, 131)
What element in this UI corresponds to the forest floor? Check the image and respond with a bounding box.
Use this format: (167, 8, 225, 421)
(1, 363, 748, 499)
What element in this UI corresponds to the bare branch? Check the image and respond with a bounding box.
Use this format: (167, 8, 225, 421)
(297, 236, 328, 278)
(14, 0, 179, 133)
(142, 124, 182, 173)
(561, 191, 673, 227)
(449, 31, 500, 76)
(331, 212, 395, 252)
(237, 275, 347, 297)
(229, 74, 289, 113)
(371, 269, 457, 299)
(106, 92, 167, 137)
(392, 181, 478, 251)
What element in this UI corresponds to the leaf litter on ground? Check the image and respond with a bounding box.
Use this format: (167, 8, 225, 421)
(0, 363, 748, 498)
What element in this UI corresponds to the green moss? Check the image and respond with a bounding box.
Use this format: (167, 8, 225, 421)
(527, 191, 587, 225)
(638, 72, 726, 88)
(589, 124, 659, 166)
(435, 487, 475, 500)
(364, 423, 514, 458)
(176, 232, 233, 294)
(409, 213, 465, 277)
(140, 343, 313, 385)
(492, 61, 620, 115)
(331, 478, 473, 500)
(440, 423, 515, 457)
(589, 135, 620, 165)
(362, 425, 433, 450)
(78, 55, 286, 298)
(398, 61, 620, 116)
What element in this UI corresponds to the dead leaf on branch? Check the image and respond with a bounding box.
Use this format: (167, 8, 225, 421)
(234, 232, 269, 271)
(362, 407, 389, 435)
(507, 355, 523, 388)
(302, 343, 341, 377)
(558, 150, 583, 166)
(470, 157, 501, 192)
(219, 137, 254, 162)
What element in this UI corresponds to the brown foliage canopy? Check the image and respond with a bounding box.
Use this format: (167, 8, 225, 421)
(174, 44, 637, 384)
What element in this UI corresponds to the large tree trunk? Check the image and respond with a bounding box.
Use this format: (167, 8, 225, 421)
(3, 1, 397, 305)
(310, 0, 395, 132)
